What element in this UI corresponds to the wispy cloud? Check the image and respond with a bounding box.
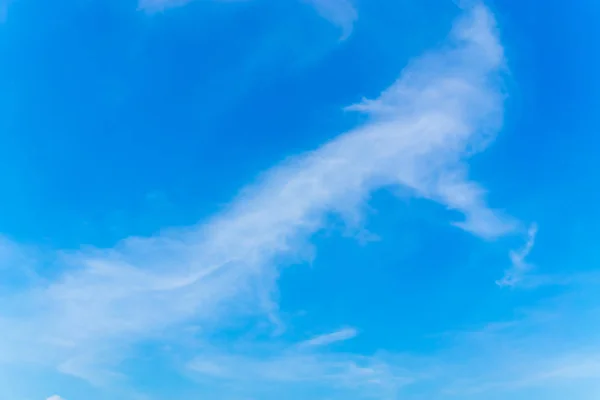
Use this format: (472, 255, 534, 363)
(188, 341, 413, 399)
(139, 0, 358, 39)
(46, 396, 65, 400)
(440, 316, 600, 397)
(497, 223, 538, 287)
(442, 352, 600, 397)
(0, 4, 517, 394)
(304, 0, 358, 39)
(299, 327, 359, 347)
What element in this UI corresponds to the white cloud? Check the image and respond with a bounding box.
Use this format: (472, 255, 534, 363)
(188, 283, 600, 398)
(0, 3, 518, 391)
(188, 342, 413, 398)
(46, 396, 65, 400)
(496, 223, 538, 287)
(304, 0, 357, 39)
(299, 327, 358, 347)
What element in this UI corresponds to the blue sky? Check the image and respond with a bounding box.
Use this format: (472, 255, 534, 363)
(0, 0, 599, 399)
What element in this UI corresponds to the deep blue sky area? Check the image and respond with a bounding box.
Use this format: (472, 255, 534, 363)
(0, 0, 460, 248)
(0, 1, 599, 400)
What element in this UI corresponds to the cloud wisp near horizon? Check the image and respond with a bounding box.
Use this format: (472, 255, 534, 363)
(2, 0, 599, 399)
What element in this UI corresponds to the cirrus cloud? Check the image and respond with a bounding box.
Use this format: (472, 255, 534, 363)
(0, 4, 522, 397)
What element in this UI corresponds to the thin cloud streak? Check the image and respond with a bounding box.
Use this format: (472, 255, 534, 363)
(299, 328, 359, 347)
(438, 306, 600, 397)
(497, 223, 537, 287)
(188, 343, 413, 399)
(0, 3, 517, 389)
